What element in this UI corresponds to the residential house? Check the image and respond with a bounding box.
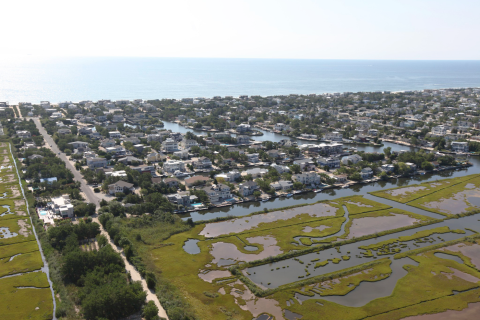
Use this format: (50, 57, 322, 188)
(293, 158, 316, 171)
(360, 167, 373, 179)
(292, 172, 321, 185)
(86, 157, 107, 169)
(246, 153, 260, 163)
(166, 192, 191, 207)
(109, 131, 122, 139)
(341, 154, 362, 165)
(451, 141, 469, 153)
(68, 141, 89, 149)
(270, 180, 294, 191)
(173, 149, 189, 159)
(108, 181, 135, 195)
(16, 130, 31, 139)
(163, 160, 185, 173)
(236, 135, 250, 144)
(270, 163, 290, 174)
(202, 184, 232, 202)
(238, 181, 259, 197)
(194, 157, 212, 169)
(242, 167, 268, 178)
(215, 170, 241, 182)
(162, 138, 179, 153)
(317, 157, 340, 169)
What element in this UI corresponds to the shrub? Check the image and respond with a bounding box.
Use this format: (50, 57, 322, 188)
(93, 188, 100, 193)
(143, 301, 159, 320)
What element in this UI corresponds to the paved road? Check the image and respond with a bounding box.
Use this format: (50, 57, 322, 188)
(32, 118, 169, 320)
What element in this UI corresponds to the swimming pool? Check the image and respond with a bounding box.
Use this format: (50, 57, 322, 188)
(39, 211, 47, 216)
(191, 203, 203, 207)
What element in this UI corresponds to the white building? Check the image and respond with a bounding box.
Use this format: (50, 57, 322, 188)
(324, 131, 343, 142)
(163, 160, 186, 173)
(215, 170, 241, 182)
(162, 138, 179, 153)
(292, 172, 321, 185)
(109, 131, 122, 139)
(341, 154, 363, 165)
(202, 184, 232, 202)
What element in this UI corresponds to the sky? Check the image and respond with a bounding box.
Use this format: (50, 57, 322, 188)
(2, 0, 479, 60)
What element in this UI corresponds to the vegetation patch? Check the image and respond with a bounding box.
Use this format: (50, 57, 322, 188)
(369, 174, 479, 204)
(0, 272, 53, 320)
(408, 178, 480, 216)
(0, 250, 43, 277)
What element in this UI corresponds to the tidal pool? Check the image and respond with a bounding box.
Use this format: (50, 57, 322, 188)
(0, 205, 12, 217)
(198, 270, 231, 283)
(422, 188, 480, 215)
(183, 239, 200, 254)
(347, 213, 419, 239)
(387, 186, 426, 197)
(0, 227, 18, 238)
(199, 203, 339, 238)
(434, 252, 465, 265)
(439, 243, 480, 268)
(211, 236, 282, 265)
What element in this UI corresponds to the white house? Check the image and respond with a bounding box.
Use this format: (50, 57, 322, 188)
(215, 170, 241, 182)
(341, 154, 363, 165)
(202, 184, 232, 202)
(86, 157, 107, 169)
(451, 141, 469, 153)
(324, 131, 343, 142)
(109, 131, 122, 139)
(163, 160, 186, 173)
(108, 181, 135, 195)
(292, 172, 321, 185)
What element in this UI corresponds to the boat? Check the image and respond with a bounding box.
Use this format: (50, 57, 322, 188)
(315, 189, 323, 193)
(173, 170, 189, 177)
(342, 185, 349, 188)
(286, 193, 293, 198)
(262, 198, 269, 202)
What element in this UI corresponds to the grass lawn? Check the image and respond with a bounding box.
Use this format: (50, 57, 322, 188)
(369, 174, 480, 204)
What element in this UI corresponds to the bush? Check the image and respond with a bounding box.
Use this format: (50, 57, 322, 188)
(143, 301, 159, 320)
(94, 188, 100, 193)
(146, 271, 157, 290)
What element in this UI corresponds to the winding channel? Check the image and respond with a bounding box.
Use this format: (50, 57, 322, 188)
(10, 143, 57, 319)
(293, 205, 351, 245)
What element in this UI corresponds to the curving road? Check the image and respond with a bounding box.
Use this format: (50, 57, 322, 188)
(31, 118, 169, 320)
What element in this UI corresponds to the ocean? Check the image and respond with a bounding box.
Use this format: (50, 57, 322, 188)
(0, 57, 479, 103)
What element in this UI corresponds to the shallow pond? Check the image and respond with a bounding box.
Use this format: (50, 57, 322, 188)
(199, 202, 339, 238)
(211, 236, 282, 265)
(0, 205, 12, 217)
(347, 213, 419, 239)
(434, 252, 465, 265)
(183, 239, 200, 254)
(0, 227, 18, 238)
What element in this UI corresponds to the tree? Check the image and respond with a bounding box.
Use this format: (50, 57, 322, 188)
(422, 161, 434, 171)
(253, 191, 261, 199)
(383, 147, 392, 158)
(292, 181, 304, 190)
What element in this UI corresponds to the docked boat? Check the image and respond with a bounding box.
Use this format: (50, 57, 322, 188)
(314, 189, 323, 193)
(173, 170, 189, 177)
(286, 193, 293, 198)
